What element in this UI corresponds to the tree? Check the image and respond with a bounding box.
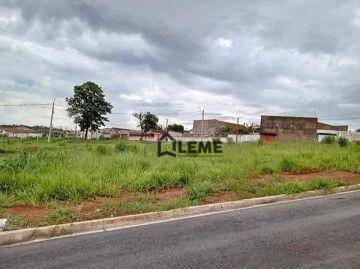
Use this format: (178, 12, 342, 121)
(219, 126, 230, 137)
(133, 112, 159, 132)
(167, 123, 184, 133)
(66, 82, 112, 139)
(356, 129, 360, 132)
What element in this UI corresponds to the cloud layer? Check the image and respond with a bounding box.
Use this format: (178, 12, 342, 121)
(1, 0, 359, 130)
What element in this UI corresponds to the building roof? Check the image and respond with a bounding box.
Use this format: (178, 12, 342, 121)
(0, 125, 42, 134)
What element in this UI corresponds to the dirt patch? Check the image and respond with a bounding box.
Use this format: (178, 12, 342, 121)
(260, 171, 360, 182)
(6, 205, 53, 219)
(204, 191, 236, 204)
(157, 188, 186, 199)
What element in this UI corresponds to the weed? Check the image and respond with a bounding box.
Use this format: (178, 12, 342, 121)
(48, 208, 74, 224)
(115, 141, 126, 152)
(0, 193, 10, 209)
(257, 139, 265, 146)
(338, 137, 349, 147)
(97, 145, 107, 155)
(322, 135, 336, 144)
(280, 156, 297, 172)
(187, 182, 213, 202)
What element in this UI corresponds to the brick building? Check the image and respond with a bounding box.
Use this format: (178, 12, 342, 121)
(260, 115, 349, 142)
(260, 115, 317, 141)
(192, 119, 245, 136)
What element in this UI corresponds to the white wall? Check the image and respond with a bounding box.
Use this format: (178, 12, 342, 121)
(4, 132, 42, 139)
(317, 130, 360, 142)
(227, 134, 260, 143)
(172, 136, 213, 142)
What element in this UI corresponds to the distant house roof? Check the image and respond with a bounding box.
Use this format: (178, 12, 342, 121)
(0, 125, 42, 134)
(317, 122, 348, 132)
(101, 127, 134, 134)
(145, 129, 165, 135)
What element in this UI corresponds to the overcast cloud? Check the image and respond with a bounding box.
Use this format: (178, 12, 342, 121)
(0, 0, 359, 130)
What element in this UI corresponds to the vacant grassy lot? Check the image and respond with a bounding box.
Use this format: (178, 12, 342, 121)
(0, 138, 359, 230)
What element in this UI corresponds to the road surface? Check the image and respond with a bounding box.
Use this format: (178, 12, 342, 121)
(2, 190, 360, 268)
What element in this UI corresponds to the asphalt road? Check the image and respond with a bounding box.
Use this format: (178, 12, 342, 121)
(2, 191, 360, 269)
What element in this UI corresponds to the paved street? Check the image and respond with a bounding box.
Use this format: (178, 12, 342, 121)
(2, 191, 360, 268)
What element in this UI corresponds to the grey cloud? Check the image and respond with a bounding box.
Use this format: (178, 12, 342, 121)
(1, 0, 360, 129)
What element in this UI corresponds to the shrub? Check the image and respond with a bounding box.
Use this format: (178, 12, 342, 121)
(280, 156, 297, 172)
(212, 138, 221, 143)
(97, 145, 107, 155)
(187, 182, 213, 202)
(257, 139, 264, 146)
(337, 137, 349, 148)
(321, 135, 336, 144)
(115, 141, 126, 152)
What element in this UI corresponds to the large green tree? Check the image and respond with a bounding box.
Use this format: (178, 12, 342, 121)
(66, 82, 112, 139)
(133, 112, 159, 132)
(167, 123, 184, 132)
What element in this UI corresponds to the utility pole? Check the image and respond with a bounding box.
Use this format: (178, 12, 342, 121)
(75, 123, 78, 139)
(236, 117, 239, 143)
(201, 109, 204, 140)
(165, 118, 169, 132)
(48, 99, 55, 143)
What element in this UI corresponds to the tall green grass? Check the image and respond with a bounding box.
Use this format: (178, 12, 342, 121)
(0, 139, 359, 205)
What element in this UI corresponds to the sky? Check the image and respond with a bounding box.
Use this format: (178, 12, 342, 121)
(0, 0, 359, 130)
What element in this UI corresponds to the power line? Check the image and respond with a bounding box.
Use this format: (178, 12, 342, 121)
(319, 117, 360, 121)
(0, 103, 51, 107)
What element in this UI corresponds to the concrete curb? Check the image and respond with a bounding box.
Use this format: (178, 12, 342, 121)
(1, 184, 360, 247)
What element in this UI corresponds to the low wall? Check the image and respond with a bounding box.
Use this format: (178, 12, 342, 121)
(317, 130, 360, 142)
(227, 134, 260, 143)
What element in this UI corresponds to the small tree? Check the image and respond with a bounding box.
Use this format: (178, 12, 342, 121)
(167, 123, 184, 133)
(219, 126, 230, 137)
(133, 112, 159, 132)
(66, 82, 112, 139)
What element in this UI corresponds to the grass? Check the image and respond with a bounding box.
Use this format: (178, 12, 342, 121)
(0, 138, 360, 230)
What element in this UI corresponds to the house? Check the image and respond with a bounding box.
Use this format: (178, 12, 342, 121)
(192, 119, 245, 136)
(0, 125, 43, 139)
(100, 127, 132, 140)
(127, 129, 165, 142)
(316, 122, 349, 141)
(316, 122, 360, 142)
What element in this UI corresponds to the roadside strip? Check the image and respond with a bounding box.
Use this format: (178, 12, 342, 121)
(1, 184, 360, 247)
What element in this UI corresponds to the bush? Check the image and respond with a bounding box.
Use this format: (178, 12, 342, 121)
(321, 135, 336, 144)
(115, 141, 139, 153)
(97, 145, 107, 155)
(280, 156, 297, 172)
(338, 137, 349, 147)
(212, 138, 221, 143)
(115, 141, 126, 152)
